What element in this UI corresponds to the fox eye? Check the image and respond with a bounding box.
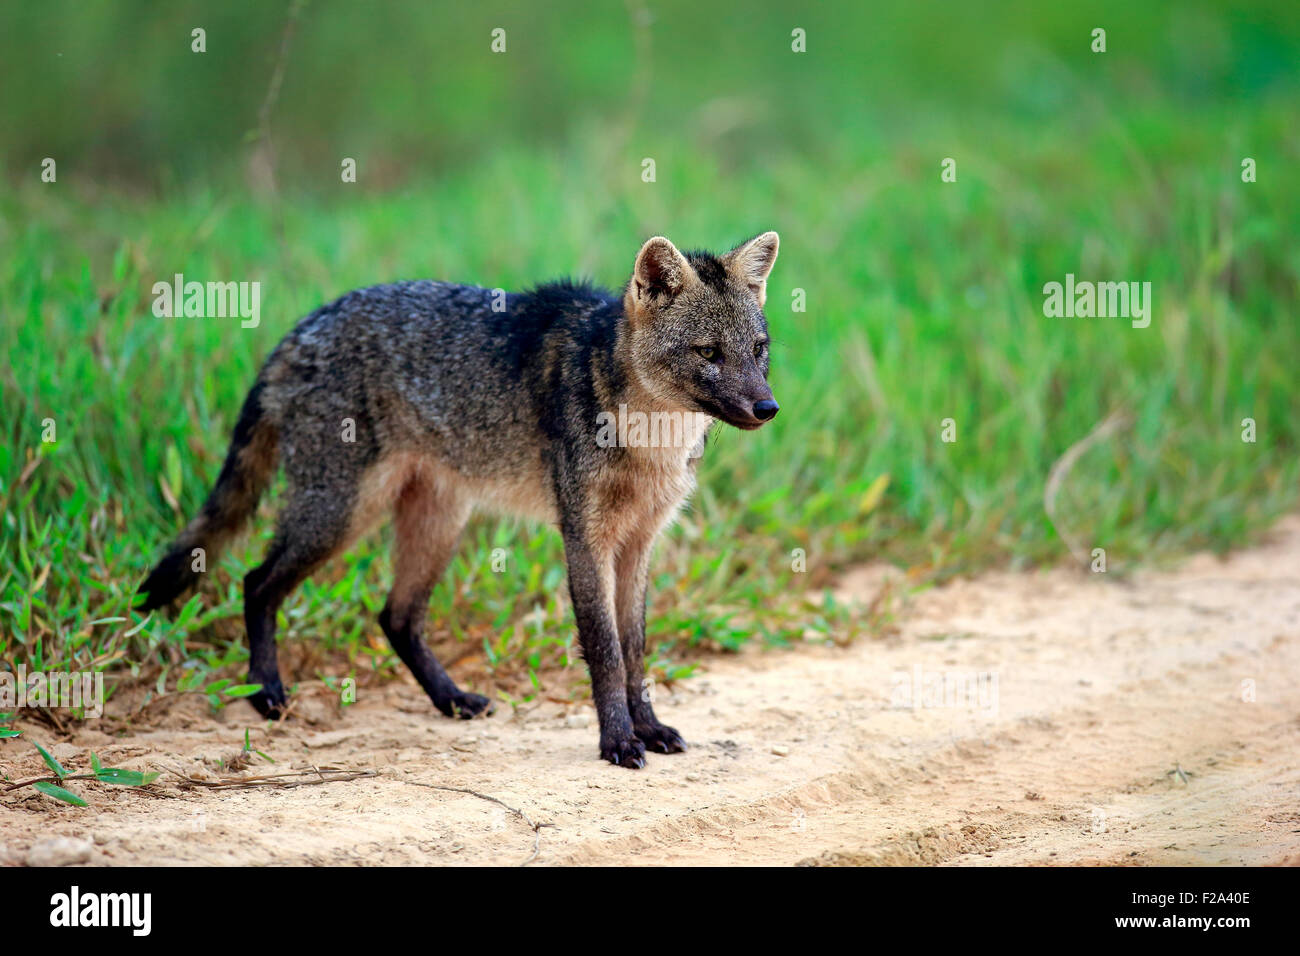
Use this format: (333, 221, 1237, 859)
(694, 345, 719, 361)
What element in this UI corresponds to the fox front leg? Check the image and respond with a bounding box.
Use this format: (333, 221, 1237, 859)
(616, 530, 686, 753)
(559, 514, 645, 769)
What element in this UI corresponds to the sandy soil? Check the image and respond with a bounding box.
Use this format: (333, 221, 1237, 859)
(3, 517, 1299, 867)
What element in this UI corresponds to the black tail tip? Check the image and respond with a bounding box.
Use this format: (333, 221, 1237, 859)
(132, 586, 169, 613)
(135, 551, 198, 611)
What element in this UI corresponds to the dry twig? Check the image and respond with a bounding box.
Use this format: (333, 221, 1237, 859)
(166, 765, 376, 791)
(403, 781, 554, 866)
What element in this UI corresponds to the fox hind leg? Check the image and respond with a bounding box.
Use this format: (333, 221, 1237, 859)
(244, 492, 355, 719)
(379, 475, 491, 719)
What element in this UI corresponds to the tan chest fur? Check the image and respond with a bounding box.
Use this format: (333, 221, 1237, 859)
(588, 443, 700, 556)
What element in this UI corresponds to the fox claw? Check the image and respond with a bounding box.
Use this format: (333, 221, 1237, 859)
(635, 722, 686, 754)
(247, 675, 288, 720)
(601, 736, 647, 769)
(439, 691, 494, 719)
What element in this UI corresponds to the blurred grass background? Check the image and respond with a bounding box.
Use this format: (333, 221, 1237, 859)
(2, 0, 1297, 709)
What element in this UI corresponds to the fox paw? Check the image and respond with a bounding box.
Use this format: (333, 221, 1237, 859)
(438, 690, 494, 720)
(635, 722, 687, 754)
(601, 736, 647, 769)
(246, 676, 288, 720)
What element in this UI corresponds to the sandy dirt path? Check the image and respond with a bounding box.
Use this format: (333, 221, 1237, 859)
(4, 517, 1299, 866)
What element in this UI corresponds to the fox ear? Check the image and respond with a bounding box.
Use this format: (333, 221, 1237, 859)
(632, 236, 692, 305)
(723, 231, 779, 307)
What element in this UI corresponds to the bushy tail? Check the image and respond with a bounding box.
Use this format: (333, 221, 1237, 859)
(136, 383, 278, 611)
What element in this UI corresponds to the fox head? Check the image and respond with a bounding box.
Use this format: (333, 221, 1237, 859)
(622, 232, 780, 430)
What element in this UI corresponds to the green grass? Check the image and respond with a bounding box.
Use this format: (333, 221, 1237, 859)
(2, 1, 1298, 708)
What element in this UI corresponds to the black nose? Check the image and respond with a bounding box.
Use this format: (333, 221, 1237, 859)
(752, 399, 780, 421)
